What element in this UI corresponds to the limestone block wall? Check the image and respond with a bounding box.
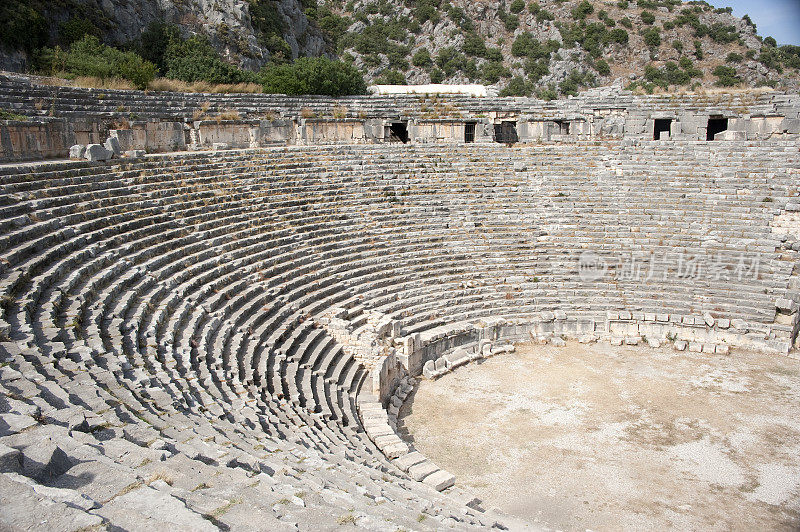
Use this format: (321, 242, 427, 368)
(299, 118, 370, 144)
(0, 119, 70, 161)
(110, 121, 186, 152)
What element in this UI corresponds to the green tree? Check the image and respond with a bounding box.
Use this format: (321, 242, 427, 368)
(260, 56, 366, 95)
(712, 65, 741, 86)
(412, 48, 432, 67)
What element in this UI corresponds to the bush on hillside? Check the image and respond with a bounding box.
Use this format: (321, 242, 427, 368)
(510, 0, 526, 14)
(36, 35, 156, 89)
(260, 56, 366, 96)
(412, 48, 432, 67)
(712, 65, 741, 86)
(642, 27, 661, 48)
(165, 35, 258, 84)
(499, 76, 534, 96)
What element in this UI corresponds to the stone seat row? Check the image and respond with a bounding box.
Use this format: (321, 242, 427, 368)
(1, 141, 798, 528)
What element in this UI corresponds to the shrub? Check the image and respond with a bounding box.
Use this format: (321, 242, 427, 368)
(712, 65, 741, 86)
(640, 11, 655, 24)
(524, 58, 549, 81)
(644, 60, 699, 87)
(726, 52, 742, 63)
(485, 47, 504, 62)
(481, 61, 511, 83)
(595, 58, 611, 74)
(412, 48, 432, 67)
(165, 35, 257, 84)
(37, 36, 156, 90)
(537, 86, 558, 100)
(620, 17, 633, 29)
(512, 33, 548, 58)
(559, 69, 594, 96)
(260, 56, 366, 95)
(430, 68, 445, 83)
(414, 0, 441, 25)
(499, 76, 533, 96)
(642, 27, 661, 48)
(536, 8, 555, 22)
(447, 5, 474, 31)
(463, 32, 487, 57)
(510, 0, 526, 14)
(764, 36, 777, 48)
(707, 23, 738, 44)
(317, 9, 351, 46)
(498, 9, 519, 31)
(693, 40, 703, 59)
(672, 40, 683, 53)
(436, 46, 467, 77)
(571, 0, 594, 20)
(376, 69, 405, 84)
(606, 28, 629, 44)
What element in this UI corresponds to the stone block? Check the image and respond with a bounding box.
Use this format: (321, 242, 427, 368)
(715, 344, 730, 355)
(394, 451, 426, 472)
(624, 336, 640, 345)
(674, 340, 688, 351)
(84, 143, 112, 162)
(124, 150, 146, 158)
(212, 142, 229, 150)
(0, 442, 22, 473)
(423, 469, 456, 491)
(422, 359, 436, 379)
(703, 313, 715, 327)
(776, 298, 798, 313)
(550, 336, 566, 347)
(408, 460, 439, 481)
(717, 318, 730, 329)
(104, 136, 121, 157)
(688, 342, 703, 353)
(69, 144, 85, 159)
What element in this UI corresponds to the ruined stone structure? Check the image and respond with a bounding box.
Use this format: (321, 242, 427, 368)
(0, 73, 799, 529)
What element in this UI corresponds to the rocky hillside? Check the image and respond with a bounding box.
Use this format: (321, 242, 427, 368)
(326, 0, 800, 95)
(1, 0, 799, 96)
(0, 0, 326, 72)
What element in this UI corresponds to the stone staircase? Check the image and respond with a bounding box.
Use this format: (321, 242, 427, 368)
(0, 141, 798, 530)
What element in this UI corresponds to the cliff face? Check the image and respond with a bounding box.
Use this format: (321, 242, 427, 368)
(0, 0, 327, 71)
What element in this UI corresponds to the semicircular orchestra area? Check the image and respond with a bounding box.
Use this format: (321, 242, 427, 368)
(399, 340, 800, 530)
(0, 79, 799, 529)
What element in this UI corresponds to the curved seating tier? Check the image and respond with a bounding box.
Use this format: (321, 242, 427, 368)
(1, 73, 796, 121)
(0, 141, 798, 529)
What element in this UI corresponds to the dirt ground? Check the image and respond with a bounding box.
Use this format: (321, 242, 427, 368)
(398, 342, 800, 531)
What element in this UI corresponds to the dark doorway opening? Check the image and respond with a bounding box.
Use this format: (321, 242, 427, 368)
(465, 122, 476, 143)
(706, 117, 728, 141)
(654, 118, 672, 140)
(390, 122, 409, 143)
(554, 120, 570, 135)
(494, 121, 518, 144)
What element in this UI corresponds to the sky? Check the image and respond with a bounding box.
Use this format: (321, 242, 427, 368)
(707, 0, 800, 45)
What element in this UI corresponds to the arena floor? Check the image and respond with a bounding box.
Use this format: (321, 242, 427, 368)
(398, 342, 800, 531)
